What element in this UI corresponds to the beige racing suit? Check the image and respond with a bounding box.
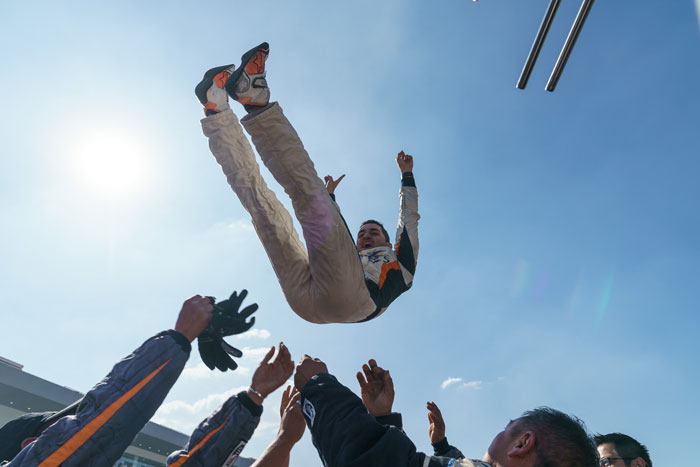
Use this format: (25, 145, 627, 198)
(202, 103, 418, 323)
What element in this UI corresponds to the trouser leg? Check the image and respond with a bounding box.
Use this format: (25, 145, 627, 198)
(241, 103, 375, 322)
(201, 110, 325, 323)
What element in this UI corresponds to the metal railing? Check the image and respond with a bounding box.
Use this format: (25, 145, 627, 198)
(516, 0, 595, 92)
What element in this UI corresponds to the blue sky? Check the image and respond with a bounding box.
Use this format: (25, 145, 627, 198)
(1, 1, 699, 465)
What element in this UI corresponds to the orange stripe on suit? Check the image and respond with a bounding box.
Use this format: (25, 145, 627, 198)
(168, 417, 229, 467)
(38, 359, 172, 467)
(377, 261, 402, 288)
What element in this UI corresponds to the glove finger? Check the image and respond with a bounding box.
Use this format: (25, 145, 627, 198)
(220, 339, 243, 358)
(198, 340, 217, 370)
(210, 346, 227, 371)
(215, 349, 238, 371)
(218, 318, 255, 337)
(239, 303, 258, 320)
(205, 296, 216, 306)
(224, 352, 238, 371)
(231, 289, 248, 303)
(228, 289, 247, 312)
(239, 317, 255, 333)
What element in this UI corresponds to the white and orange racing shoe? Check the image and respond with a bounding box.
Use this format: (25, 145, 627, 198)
(195, 64, 235, 116)
(225, 42, 270, 110)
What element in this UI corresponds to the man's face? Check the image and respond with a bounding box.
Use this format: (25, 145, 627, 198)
(482, 419, 523, 466)
(597, 443, 631, 467)
(356, 223, 390, 251)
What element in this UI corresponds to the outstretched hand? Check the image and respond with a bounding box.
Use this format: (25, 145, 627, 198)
(356, 359, 394, 417)
(396, 151, 413, 173)
(427, 401, 446, 444)
(294, 354, 329, 391)
(324, 174, 345, 194)
(277, 385, 306, 445)
(175, 295, 214, 342)
(250, 343, 294, 401)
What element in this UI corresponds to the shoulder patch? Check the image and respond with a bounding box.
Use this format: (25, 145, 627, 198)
(302, 399, 316, 426)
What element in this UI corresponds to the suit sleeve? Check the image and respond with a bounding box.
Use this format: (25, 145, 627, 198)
(301, 374, 453, 467)
(9, 330, 190, 467)
(166, 392, 261, 467)
(395, 172, 419, 286)
(432, 437, 466, 459)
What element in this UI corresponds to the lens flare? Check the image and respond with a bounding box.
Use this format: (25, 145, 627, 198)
(595, 267, 615, 326)
(509, 258, 530, 297)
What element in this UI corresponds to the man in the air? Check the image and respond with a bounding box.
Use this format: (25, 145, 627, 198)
(195, 42, 419, 324)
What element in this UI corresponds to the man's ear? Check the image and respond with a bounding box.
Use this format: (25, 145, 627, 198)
(508, 430, 536, 458)
(630, 457, 646, 467)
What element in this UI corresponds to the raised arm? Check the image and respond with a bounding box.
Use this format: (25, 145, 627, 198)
(296, 355, 454, 467)
(251, 385, 306, 467)
(324, 174, 345, 195)
(395, 151, 419, 281)
(427, 401, 465, 459)
(10, 296, 212, 466)
(356, 359, 404, 429)
(167, 343, 294, 466)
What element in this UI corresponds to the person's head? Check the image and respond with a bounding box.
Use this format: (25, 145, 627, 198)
(483, 407, 598, 467)
(594, 433, 651, 467)
(0, 412, 58, 461)
(0, 400, 80, 462)
(356, 220, 391, 251)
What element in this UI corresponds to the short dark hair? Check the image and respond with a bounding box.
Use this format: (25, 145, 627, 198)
(517, 407, 598, 467)
(359, 220, 390, 243)
(593, 433, 652, 467)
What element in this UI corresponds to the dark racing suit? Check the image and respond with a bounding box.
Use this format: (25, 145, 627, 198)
(299, 373, 489, 467)
(4, 331, 261, 467)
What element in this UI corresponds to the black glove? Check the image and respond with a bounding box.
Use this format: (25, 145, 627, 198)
(198, 289, 258, 371)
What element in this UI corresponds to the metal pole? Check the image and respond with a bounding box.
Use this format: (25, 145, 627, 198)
(516, 0, 562, 90)
(545, 0, 595, 92)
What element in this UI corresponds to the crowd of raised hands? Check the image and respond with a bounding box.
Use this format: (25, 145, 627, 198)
(2, 294, 619, 467)
(175, 293, 463, 466)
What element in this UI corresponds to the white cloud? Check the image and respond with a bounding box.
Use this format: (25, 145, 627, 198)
(254, 421, 280, 437)
(153, 385, 247, 433)
(152, 379, 293, 437)
(441, 377, 464, 389)
(225, 219, 255, 234)
(235, 329, 271, 341)
(462, 380, 483, 390)
(181, 362, 251, 380)
(180, 345, 274, 381)
(241, 346, 275, 359)
(440, 377, 483, 391)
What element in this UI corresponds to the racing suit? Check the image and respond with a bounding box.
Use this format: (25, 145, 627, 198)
(4, 331, 261, 466)
(202, 103, 419, 324)
(299, 373, 490, 467)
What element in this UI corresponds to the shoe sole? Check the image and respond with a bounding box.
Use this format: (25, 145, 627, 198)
(225, 42, 269, 104)
(195, 64, 234, 105)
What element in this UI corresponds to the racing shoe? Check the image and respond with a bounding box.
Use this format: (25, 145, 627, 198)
(195, 64, 235, 116)
(225, 42, 270, 110)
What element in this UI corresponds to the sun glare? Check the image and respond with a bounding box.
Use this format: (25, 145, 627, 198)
(72, 129, 149, 199)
